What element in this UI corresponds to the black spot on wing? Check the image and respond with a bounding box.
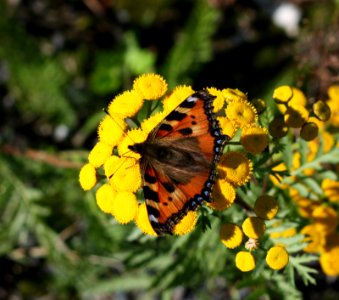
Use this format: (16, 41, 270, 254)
(158, 123, 173, 132)
(162, 182, 175, 193)
(166, 111, 186, 121)
(144, 173, 156, 184)
(178, 127, 193, 136)
(143, 186, 159, 202)
(147, 205, 160, 218)
(179, 98, 197, 108)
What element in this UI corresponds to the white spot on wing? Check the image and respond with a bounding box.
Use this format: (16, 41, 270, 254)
(149, 214, 158, 223)
(187, 96, 198, 103)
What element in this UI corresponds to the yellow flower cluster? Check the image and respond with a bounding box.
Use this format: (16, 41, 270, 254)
(270, 85, 334, 141)
(219, 195, 287, 272)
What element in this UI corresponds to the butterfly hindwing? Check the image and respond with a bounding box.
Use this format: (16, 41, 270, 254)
(131, 90, 228, 235)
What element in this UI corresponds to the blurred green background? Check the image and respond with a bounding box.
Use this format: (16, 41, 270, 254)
(0, 0, 338, 299)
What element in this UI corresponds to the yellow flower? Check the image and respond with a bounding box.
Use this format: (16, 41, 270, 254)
(96, 183, 116, 213)
(218, 152, 252, 186)
(163, 85, 194, 112)
(300, 122, 319, 141)
(207, 87, 225, 112)
(240, 125, 269, 154)
(273, 85, 293, 104)
(141, 111, 167, 135)
(266, 246, 289, 270)
(322, 178, 339, 202)
(268, 116, 289, 138)
(328, 84, 339, 100)
(220, 223, 243, 249)
(242, 217, 266, 239)
(79, 163, 97, 191)
(320, 246, 339, 276)
(277, 87, 307, 114)
(217, 117, 237, 139)
(254, 195, 279, 220)
(135, 202, 157, 236)
(327, 97, 339, 127)
(284, 104, 309, 128)
(88, 142, 113, 168)
(235, 251, 256, 272)
(103, 155, 121, 178)
(111, 191, 138, 224)
(133, 73, 168, 100)
(209, 179, 236, 210)
(117, 128, 148, 160)
(294, 197, 320, 218)
(313, 100, 331, 122)
(225, 99, 258, 127)
(222, 88, 247, 103)
(173, 211, 198, 235)
(110, 158, 142, 193)
(301, 224, 326, 253)
(98, 115, 126, 146)
(251, 98, 266, 114)
(312, 205, 338, 234)
(269, 162, 288, 189)
(108, 90, 144, 118)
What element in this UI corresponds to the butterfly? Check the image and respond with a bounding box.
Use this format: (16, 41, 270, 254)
(128, 90, 229, 235)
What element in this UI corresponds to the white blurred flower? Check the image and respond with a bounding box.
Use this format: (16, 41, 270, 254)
(272, 2, 301, 37)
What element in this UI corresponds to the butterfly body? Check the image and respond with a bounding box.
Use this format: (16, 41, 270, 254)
(129, 90, 228, 235)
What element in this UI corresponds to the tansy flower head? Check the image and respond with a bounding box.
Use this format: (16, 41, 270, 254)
(269, 116, 289, 139)
(217, 117, 237, 139)
(301, 224, 326, 253)
(225, 99, 258, 127)
(173, 211, 198, 235)
(273, 85, 293, 104)
(312, 205, 338, 234)
(254, 195, 279, 220)
(88, 142, 113, 168)
(111, 191, 138, 224)
(328, 84, 339, 101)
(220, 223, 243, 249)
(313, 100, 331, 122)
(79, 163, 97, 191)
(218, 152, 253, 186)
(135, 203, 157, 236)
(251, 98, 266, 114)
(117, 129, 148, 160)
(98, 115, 126, 146)
(109, 158, 142, 193)
(133, 73, 168, 100)
(242, 217, 266, 239)
(266, 246, 289, 270)
(240, 125, 269, 154)
(163, 85, 194, 112)
(235, 251, 256, 272)
(96, 183, 116, 213)
(320, 246, 339, 276)
(327, 96, 339, 127)
(222, 88, 247, 103)
(284, 104, 309, 128)
(322, 178, 339, 202)
(108, 90, 144, 118)
(209, 179, 236, 210)
(207, 87, 225, 112)
(141, 111, 167, 135)
(300, 122, 319, 141)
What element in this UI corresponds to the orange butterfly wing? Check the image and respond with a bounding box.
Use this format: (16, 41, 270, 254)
(132, 91, 228, 234)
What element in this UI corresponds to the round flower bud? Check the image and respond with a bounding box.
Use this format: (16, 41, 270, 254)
(242, 217, 266, 239)
(254, 195, 279, 220)
(313, 100, 331, 122)
(266, 246, 289, 270)
(300, 122, 319, 141)
(235, 251, 256, 272)
(269, 116, 289, 139)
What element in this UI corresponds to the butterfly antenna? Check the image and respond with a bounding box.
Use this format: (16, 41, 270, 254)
(108, 150, 139, 179)
(102, 108, 137, 144)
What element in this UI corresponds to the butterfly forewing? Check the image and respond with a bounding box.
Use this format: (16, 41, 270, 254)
(133, 90, 228, 235)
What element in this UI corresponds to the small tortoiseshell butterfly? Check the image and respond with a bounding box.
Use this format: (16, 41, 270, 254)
(128, 90, 228, 235)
